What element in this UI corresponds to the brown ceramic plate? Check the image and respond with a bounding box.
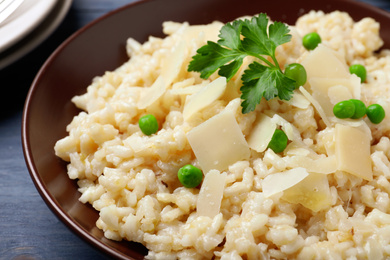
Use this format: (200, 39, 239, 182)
(22, 0, 390, 259)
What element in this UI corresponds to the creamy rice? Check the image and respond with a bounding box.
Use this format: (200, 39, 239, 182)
(55, 10, 390, 259)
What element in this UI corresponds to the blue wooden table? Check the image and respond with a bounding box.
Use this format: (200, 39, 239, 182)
(0, 0, 389, 259)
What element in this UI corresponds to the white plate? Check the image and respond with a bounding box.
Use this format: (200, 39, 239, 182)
(0, 0, 73, 70)
(0, 0, 57, 53)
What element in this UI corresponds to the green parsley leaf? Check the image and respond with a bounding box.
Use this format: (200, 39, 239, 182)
(218, 19, 244, 50)
(188, 20, 247, 81)
(187, 41, 246, 80)
(187, 13, 296, 113)
(241, 62, 296, 114)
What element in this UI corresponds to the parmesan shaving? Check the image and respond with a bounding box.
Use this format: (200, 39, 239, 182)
(138, 41, 187, 109)
(301, 44, 350, 80)
(284, 91, 311, 109)
(247, 113, 277, 153)
(183, 77, 227, 121)
(270, 114, 301, 143)
(282, 172, 332, 212)
(262, 167, 309, 198)
(283, 155, 337, 174)
(308, 77, 359, 117)
(196, 170, 227, 218)
(335, 123, 373, 181)
(186, 109, 250, 173)
(299, 86, 331, 128)
(328, 84, 353, 105)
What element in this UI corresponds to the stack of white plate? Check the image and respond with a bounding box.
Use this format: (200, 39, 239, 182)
(0, 0, 73, 70)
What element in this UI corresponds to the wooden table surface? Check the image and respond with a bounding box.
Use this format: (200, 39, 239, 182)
(0, 0, 389, 259)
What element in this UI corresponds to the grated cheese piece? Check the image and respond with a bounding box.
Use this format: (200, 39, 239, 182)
(284, 91, 310, 109)
(299, 86, 331, 128)
(301, 44, 350, 81)
(262, 167, 309, 198)
(223, 98, 241, 114)
(186, 109, 250, 173)
(308, 76, 360, 117)
(335, 123, 373, 181)
(330, 118, 372, 133)
(196, 170, 227, 218)
(270, 114, 301, 143)
(284, 155, 337, 174)
(183, 77, 227, 121)
(326, 75, 361, 99)
(282, 172, 332, 212)
(247, 113, 277, 153)
(328, 85, 353, 105)
(138, 41, 187, 109)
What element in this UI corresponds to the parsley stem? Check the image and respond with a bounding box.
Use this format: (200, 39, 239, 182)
(250, 53, 276, 68)
(271, 55, 282, 72)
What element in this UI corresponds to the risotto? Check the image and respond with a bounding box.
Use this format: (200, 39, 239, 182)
(55, 10, 390, 259)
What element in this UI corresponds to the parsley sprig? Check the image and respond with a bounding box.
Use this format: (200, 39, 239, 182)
(188, 13, 296, 114)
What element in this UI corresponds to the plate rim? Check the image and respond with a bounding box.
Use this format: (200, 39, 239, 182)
(0, 0, 73, 70)
(0, 0, 57, 52)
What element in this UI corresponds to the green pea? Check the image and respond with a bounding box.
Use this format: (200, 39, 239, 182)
(349, 99, 366, 119)
(366, 104, 385, 124)
(268, 129, 288, 154)
(138, 114, 159, 135)
(178, 164, 203, 188)
(333, 100, 355, 119)
(349, 64, 367, 83)
(302, 32, 322, 50)
(284, 63, 307, 89)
